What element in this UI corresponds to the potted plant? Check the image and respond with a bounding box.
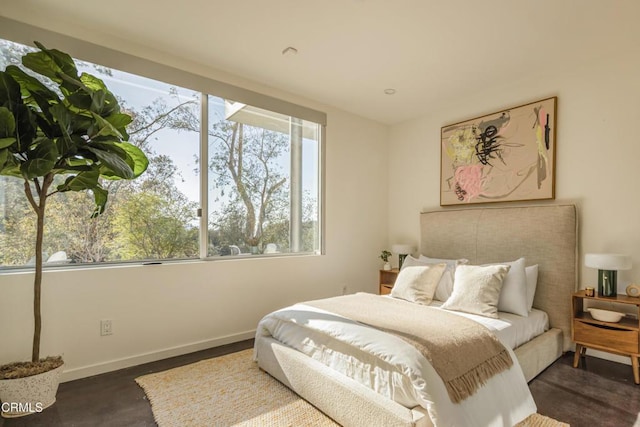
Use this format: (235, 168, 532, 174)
(0, 42, 148, 417)
(380, 250, 392, 271)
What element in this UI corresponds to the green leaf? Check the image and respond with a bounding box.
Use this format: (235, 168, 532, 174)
(105, 113, 132, 140)
(33, 42, 79, 76)
(0, 71, 22, 109)
(57, 176, 73, 192)
(31, 137, 59, 157)
(57, 170, 99, 192)
(24, 42, 80, 85)
(0, 149, 8, 167)
(21, 50, 66, 84)
(54, 137, 72, 158)
(100, 91, 119, 117)
(49, 104, 74, 154)
(69, 114, 93, 136)
(79, 73, 107, 92)
(32, 114, 57, 140)
(57, 165, 93, 173)
(5, 65, 61, 107)
(65, 89, 93, 111)
(0, 137, 16, 149)
(116, 142, 149, 178)
(58, 75, 87, 99)
(65, 157, 92, 167)
(69, 72, 110, 115)
(21, 158, 55, 178)
(5, 67, 60, 138)
(92, 140, 128, 156)
(90, 90, 106, 114)
(105, 112, 132, 129)
(91, 186, 108, 218)
(21, 137, 59, 178)
(85, 145, 133, 179)
(0, 107, 16, 138)
(11, 103, 37, 152)
(89, 112, 124, 139)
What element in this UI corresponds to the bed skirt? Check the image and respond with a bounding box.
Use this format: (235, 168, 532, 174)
(255, 335, 432, 427)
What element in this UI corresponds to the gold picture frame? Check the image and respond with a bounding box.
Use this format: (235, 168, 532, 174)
(440, 97, 556, 206)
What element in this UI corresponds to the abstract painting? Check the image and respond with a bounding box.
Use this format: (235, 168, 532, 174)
(440, 97, 556, 206)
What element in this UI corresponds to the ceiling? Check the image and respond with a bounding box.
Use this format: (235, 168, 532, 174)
(2, 1, 639, 124)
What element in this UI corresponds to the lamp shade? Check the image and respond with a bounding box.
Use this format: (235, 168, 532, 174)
(585, 253, 632, 270)
(391, 244, 415, 255)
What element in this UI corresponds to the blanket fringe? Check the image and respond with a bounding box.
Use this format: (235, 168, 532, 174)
(445, 350, 513, 403)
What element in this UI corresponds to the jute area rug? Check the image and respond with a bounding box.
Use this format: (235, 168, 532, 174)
(135, 349, 568, 427)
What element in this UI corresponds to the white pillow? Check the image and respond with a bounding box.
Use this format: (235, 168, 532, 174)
(402, 256, 453, 302)
(402, 255, 427, 268)
(419, 256, 469, 302)
(525, 265, 539, 311)
(390, 264, 447, 305)
(485, 258, 529, 317)
(441, 264, 510, 318)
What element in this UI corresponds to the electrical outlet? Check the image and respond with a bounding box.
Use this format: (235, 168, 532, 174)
(100, 319, 113, 336)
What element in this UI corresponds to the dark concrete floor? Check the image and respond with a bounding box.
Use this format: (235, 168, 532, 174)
(529, 353, 640, 427)
(1, 342, 638, 427)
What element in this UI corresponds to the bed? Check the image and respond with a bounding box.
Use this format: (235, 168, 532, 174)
(255, 205, 578, 427)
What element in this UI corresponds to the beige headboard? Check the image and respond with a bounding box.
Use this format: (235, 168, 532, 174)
(420, 204, 578, 351)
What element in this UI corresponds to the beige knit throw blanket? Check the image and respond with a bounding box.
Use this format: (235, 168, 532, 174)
(305, 293, 513, 404)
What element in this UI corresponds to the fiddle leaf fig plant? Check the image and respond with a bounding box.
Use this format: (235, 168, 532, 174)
(0, 42, 148, 368)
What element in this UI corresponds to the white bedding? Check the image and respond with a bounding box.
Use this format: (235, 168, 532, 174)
(427, 300, 549, 350)
(256, 297, 539, 427)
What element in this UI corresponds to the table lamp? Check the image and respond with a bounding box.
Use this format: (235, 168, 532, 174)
(392, 244, 415, 269)
(585, 253, 632, 297)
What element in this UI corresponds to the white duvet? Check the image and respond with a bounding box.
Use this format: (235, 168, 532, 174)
(256, 299, 538, 427)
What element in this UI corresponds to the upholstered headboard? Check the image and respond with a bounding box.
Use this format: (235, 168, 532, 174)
(420, 204, 578, 351)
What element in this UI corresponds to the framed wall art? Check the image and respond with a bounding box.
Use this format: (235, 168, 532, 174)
(440, 97, 556, 206)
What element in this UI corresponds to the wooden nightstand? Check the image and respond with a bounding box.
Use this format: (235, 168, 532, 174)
(379, 269, 399, 295)
(571, 290, 640, 384)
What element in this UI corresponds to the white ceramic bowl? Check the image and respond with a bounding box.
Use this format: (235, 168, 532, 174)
(587, 308, 625, 323)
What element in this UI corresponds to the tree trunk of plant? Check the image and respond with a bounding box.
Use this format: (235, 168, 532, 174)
(25, 175, 53, 363)
(32, 205, 44, 362)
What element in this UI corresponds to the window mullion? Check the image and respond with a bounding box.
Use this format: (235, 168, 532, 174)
(289, 118, 303, 252)
(199, 93, 209, 259)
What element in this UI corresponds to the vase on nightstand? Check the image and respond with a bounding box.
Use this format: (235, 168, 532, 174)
(383, 262, 391, 271)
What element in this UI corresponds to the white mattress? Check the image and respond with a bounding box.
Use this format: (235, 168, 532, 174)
(256, 299, 539, 426)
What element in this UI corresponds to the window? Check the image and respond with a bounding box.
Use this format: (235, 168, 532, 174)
(206, 99, 321, 257)
(0, 35, 323, 268)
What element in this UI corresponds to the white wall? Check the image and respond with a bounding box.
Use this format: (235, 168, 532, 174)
(388, 50, 640, 363)
(0, 20, 390, 380)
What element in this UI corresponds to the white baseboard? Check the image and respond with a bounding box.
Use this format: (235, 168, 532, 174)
(60, 330, 256, 382)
